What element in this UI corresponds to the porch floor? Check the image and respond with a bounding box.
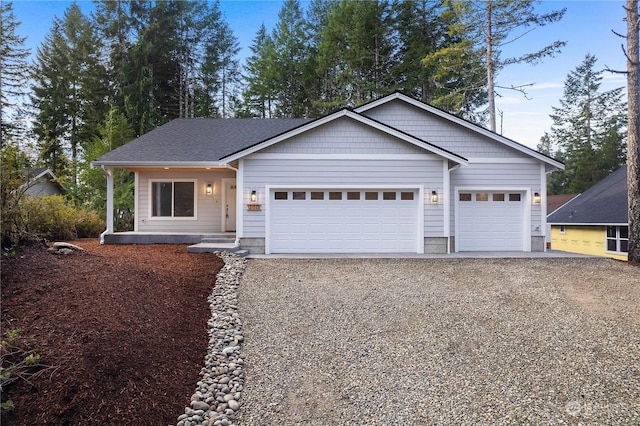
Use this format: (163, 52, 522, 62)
(103, 232, 236, 245)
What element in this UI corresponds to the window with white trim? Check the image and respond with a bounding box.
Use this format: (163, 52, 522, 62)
(606, 226, 628, 253)
(151, 180, 196, 217)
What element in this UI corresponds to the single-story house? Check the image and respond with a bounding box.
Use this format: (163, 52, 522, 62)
(92, 92, 563, 254)
(20, 167, 65, 197)
(547, 166, 628, 261)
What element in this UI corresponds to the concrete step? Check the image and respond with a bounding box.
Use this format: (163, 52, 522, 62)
(187, 242, 239, 253)
(200, 237, 236, 244)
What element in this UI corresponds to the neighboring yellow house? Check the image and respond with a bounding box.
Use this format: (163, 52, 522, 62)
(548, 166, 628, 261)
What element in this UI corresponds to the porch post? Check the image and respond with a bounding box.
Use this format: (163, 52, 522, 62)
(100, 167, 114, 244)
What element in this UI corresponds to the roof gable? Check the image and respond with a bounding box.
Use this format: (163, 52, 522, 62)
(221, 109, 468, 165)
(547, 166, 628, 224)
(355, 92, 563, 170)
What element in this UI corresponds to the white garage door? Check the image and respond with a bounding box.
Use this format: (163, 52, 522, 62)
(269, 189, 418, 253)
(457, 191, 524, 251)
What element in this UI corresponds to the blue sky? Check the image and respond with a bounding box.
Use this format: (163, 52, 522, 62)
(10, 0, 630, 148)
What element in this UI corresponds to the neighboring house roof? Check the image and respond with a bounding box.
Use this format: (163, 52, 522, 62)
(20, 167, 65, 196)
(547, 193, 579, 215)
(547, 166, 628, 225)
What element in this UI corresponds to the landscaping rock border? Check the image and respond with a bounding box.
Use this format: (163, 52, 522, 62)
(176, 252, 247, 426)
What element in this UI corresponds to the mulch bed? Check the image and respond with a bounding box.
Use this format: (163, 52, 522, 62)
(1, 239, 224, 425)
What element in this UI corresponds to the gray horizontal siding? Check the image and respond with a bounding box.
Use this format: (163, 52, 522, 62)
(137, 171, 234, 233)
(259, 117, 427, 155)
(362, 100, 531, 159)
(241, 158, 445, 238)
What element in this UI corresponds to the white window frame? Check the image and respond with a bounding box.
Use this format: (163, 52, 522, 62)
(559, 225, 566, 234)
(605, 225, 629, 254)
(148, 179, 198, 220)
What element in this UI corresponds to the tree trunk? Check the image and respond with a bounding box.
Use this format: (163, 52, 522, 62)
(627, 0, 640, 263)
(486, 1, 496, 132)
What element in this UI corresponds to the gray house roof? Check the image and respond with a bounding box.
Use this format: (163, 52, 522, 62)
(92, 118, 311, 166)
(547, 166, 628, 225)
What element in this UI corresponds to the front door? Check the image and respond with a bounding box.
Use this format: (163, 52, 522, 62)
(223, 179, 237, 232)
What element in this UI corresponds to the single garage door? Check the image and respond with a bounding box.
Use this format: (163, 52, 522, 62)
(457, 191, 524, 251)
(269, 189, 418, 253)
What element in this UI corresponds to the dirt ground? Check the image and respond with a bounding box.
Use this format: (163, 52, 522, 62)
(1, 239, 224, 425)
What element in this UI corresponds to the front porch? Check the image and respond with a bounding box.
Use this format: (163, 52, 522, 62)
(103, 232, 236, 244)
(103, 232, 248, 255)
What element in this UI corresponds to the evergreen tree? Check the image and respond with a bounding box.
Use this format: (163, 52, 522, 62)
(199, 1, 241, 118)
(476, 0, 566, 132)
(544, 54, 627, 194)
(31, 3, 108, 178)
(77, 107, 134, 230)
(242, 24, 277, 118)
(92, 0, 133, 112)
(271, 0, 311, 117)
(413, 0, 487, 119)
(623, 0, 639, 262)
(315, 0, 394, 109)
(125, 0, 182, 134)
(1, 1, 31, 146)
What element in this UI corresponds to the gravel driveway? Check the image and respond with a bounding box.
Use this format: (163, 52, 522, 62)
(236, 258, 640, 425)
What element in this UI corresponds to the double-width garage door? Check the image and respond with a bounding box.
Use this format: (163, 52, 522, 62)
(457, 191, 524, 251)
(269, 189, 418, 253)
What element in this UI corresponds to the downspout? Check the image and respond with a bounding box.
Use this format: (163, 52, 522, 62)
(446, 163, 462, 254)
(99, 166, 114, 244)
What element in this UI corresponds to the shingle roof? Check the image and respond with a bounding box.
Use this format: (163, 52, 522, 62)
(93, 118, 311, 164)
(547, 193, 579, 215)
(547, 166, 628, 224)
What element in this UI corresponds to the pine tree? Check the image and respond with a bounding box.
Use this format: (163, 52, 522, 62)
(1, 1, 31, 146)
(92, 0, 133, 112)
(31, 3, 108, 178)
(199, 1, 241, 118)
(242, 24, 277, 118)
(415, 0, 487, 119)
(624, 0, 639, 262)
(315, 0, 395, 109)
(545, 54, 627, 194)
(485, 0, 566, 131)
(271, 0, 311, 117)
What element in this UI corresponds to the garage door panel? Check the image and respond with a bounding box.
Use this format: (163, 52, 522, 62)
(269, 189, 418, 253)
(458, 191, 524, 251)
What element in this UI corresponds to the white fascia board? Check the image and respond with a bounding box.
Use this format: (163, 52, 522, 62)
(222, 108, 467, 166)
(355, 92, 564, 170)
(221, 110, 352, 163)
(32, 168, 57, 181)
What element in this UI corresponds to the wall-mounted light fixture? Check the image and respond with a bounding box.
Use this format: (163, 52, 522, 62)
(247, 189, 262, 211)
(206, 183, 213, 195)
(431, 190, 438, 204)
(533, 192, 541, 205)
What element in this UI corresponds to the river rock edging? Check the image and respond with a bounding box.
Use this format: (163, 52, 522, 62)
(176, 251, 247, 426)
